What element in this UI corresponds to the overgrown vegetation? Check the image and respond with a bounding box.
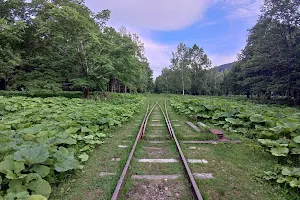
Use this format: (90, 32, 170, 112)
(171, 96, 300, 194)
(0, 94, 144, 199)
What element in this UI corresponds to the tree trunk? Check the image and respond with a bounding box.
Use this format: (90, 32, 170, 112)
(294, 90, 299, 106)
(83, 87, 89, 99)
(181, 64, 185, 95)
(247, 91, 250, 98)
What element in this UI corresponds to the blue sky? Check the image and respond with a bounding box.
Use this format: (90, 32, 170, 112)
(85, 0, 263, 77)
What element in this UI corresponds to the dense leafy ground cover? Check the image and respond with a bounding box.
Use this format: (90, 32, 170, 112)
(171, 96, 300, 193)
(0, 94, 144, 199)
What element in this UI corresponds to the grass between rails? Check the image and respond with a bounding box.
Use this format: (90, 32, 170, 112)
(166, 100, 291, 200)
(119, 100, 194, 199)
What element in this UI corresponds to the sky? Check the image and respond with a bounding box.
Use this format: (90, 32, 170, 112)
(85, 0, 264, 78)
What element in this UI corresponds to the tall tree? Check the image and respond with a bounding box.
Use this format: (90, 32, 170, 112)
(171, 43, 190, 95)
(230, 0, 300, 103)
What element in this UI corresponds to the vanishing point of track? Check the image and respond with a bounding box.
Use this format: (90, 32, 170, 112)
(111, 101, 203, 200)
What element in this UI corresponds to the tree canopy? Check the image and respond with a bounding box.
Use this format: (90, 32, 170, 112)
(154, 43, 223, 95)
(225, 0, 300, 102)
(0, 0, 153, 95)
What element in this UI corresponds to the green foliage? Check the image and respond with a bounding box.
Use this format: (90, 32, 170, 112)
(0, 94, 144, 198)
(171, 96, 300, 191)
(225, 0, 300, 103)
(155, 43, 216, 95)
(0, 0, 153, 93)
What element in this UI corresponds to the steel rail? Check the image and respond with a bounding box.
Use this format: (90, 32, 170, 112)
(111, 103, 156, 200)
(158, 101, 203, 200)
(141, 102, 157, 139)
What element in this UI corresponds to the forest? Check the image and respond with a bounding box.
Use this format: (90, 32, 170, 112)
(154, 0, 300, 105)
(0, 0, 153, 96)
(0, 0, 299, 104)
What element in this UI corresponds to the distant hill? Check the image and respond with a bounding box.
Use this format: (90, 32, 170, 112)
(218, 62, 236, 72)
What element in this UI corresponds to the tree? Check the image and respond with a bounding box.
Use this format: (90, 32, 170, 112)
(155, 43, 213, 95)
(0, 0, 153, 95)
(188, 44, 211, 95)
(230, 0, 300, 103)
(171, 43, 190, 95)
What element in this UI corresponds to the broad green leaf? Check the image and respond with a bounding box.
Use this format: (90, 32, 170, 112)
(283, 122, 299, 133)
(23, 134, 36, 141)
(276, 177, 287, 183)
(14, 162, 25, 174)
(225, 118, 244, 125)
(14, 146, 49, 165)
(29, 195, 47, 200)
(79, 145, 91, 152)
(291, 148, 300, 154)
(270, 146, 289, 156)
(53, 147, 82, 172)
(32, 165, 50, 178)
(26, 178, 51, 198)
(0, 155, 14, 173)
(95, 133, 106, 138)
(282, 167, 292, 176)
(293, 136, 300, 144)
(83, 135, 94, 140)
(24, 173, 41, 183)
(21, 126, 41, 135)
(15, 191, 30, 200)
(258, 139, 279, 147)
(78, 153, 89, 162)
(250, 114, 266, 123)
(289, 178, 300, 188)
(6, 170, 18, 179)
(292, 168, 300, 177)
(81, 127, 92, 133)
(65, 127, 80, 134)
(7, 180, 27, 193)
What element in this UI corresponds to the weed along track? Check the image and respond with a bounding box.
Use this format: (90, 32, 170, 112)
(112, 101, 205, 200)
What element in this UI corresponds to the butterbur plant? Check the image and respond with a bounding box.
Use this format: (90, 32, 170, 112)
(0, 95, 144, 199)
(171, 96, 300, 191)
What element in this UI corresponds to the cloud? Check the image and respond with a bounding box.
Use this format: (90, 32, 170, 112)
(219, 0, 255, 6)
(194, 21, 217, 28)
(142, 37, 175, 78)
(224, 0, 264, 22)
(84, 0, 260, 78)
(85, 0, 212, 31)
(209, 53, 238, 67)
(111, 25, 175, 78)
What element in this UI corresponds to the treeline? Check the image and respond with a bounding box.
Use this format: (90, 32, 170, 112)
(155, 0, 300, 105)
(154, 43, 226, 95)
(225, 0, 300, 104)
(0, 0, 153, 96)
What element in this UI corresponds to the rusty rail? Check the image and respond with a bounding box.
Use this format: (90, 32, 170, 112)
(158, 100, 203, 200)
(141, 103, 157, 139)
(111, 103, 156, 200)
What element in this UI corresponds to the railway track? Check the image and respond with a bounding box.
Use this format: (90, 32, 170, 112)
(112, 101, 203, 200)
